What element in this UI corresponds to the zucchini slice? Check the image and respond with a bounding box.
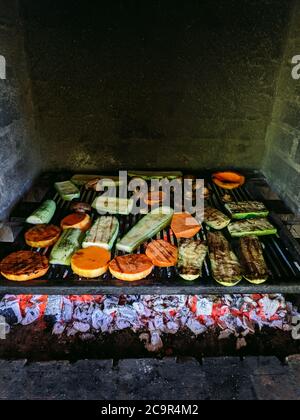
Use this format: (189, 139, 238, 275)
(55, 181, 80, 201)
(83, 216, 119, 250)
(208, 232, 242, 286)
(116, 207, 174, 253)
(177, 239, 208, 281)
(92, 196, 134, 215)
(239, 236, 268, 284)
(204, 207, 231, 230)
(228, 218, 277, 238)
(49, 229, 84, 266)
(26, 200, 56, 225)
(224, 201, 269, 220)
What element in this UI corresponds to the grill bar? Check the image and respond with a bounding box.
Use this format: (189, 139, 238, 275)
(1, 171, 300, 296)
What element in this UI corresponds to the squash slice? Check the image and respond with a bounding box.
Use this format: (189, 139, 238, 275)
(71, 247, 111, 278)
(25, 224, 61, 248)
(146, 240, 178, 267)
(212, 171, 245, 190)
(61, 213, 91, 232)
(0, 251, 49, 282)
(109, 254, 154, 281)
(171, 213, 201, 239)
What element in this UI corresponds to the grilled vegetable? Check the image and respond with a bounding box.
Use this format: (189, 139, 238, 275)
(25, 225, 61, 248)
(116, 207, 174, 253)
(71, 174, 102, 187)
(85, 176, 126, 191)
(55, 181, 80, 201)
(71, 247, 111, 278)
(109, 254, 154, 281)
(225, 201, 269, 220)
(92, 196, 134, 215)
(49, 229, 84, 266)
(171, 213, 201, 239)
(61, 213, 91, 232)
(208, 232, 242, 286)
(129, 171, 182, 180)
(212, 171, 245, 190)
(239, 236, 268, 284)
(0, 251, 49, 282)
(146, 240, 178, 267)
(70, 202, 91, 214)
(228, 218, 277, 238)
(204, 207, 231, 230)
(144, 191, 166, 206)
(83, 216, 119, 250)
(26, 200, 56, 225)
(177, 239, 208, 281)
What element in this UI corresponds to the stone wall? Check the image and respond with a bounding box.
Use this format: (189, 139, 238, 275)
(20, 0, 291, 172)
(263, 1, 300, 213)
(0, 0, 40, 221)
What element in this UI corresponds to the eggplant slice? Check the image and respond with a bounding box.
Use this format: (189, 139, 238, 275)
(178, 239, 208, 281)
(207, 232, 242, 287)
(204, 207, 231, 230)
(239, 236, 268, 284)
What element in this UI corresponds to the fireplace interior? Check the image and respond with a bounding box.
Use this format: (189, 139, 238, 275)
(1, 0, 300, 295)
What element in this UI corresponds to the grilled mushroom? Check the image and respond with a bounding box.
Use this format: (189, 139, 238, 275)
(70, 202, 92, 214)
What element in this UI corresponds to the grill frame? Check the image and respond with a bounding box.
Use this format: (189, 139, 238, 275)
(1, 171, 300, 296)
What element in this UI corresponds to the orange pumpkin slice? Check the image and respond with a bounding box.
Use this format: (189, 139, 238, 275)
(171, 212, 201, 239)
(0, 251, 49, 282)
(146, 240, 178, 267)
(212, 172, 245, 190)
(71, 247, 111, 278)
(109, 254, 154, 281)
(61, 213, 91, 232)
(25, 224, 61, 248)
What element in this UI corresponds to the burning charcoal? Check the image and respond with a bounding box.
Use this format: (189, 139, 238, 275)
(0, 296, 22, 325)
(0, 308, 19, 326)
(73, 322, 90, 333)
(44, 296, 63, 326)
(196, 298, 213, 317)
(52, 323, 66, 335)
(186, 317, 207, 336)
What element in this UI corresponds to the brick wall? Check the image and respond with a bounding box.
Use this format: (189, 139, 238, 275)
(20, 0, 291, 172)
(0, 0, 40, 221)
(263, 1, 300, 214)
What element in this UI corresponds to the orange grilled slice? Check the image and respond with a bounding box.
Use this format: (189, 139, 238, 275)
(109, 254, 154, 281)
(0, 251, 49, 282)
(61, 213, 91, 232)
(71, 247, 111, 278)
(25, 224, 61, 248)
(146, 240, 178, 267)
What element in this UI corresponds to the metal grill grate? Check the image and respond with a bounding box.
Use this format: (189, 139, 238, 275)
(1, 172, 300, 295)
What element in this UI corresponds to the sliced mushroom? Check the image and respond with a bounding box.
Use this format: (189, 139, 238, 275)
(70, 202, 92, 214)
